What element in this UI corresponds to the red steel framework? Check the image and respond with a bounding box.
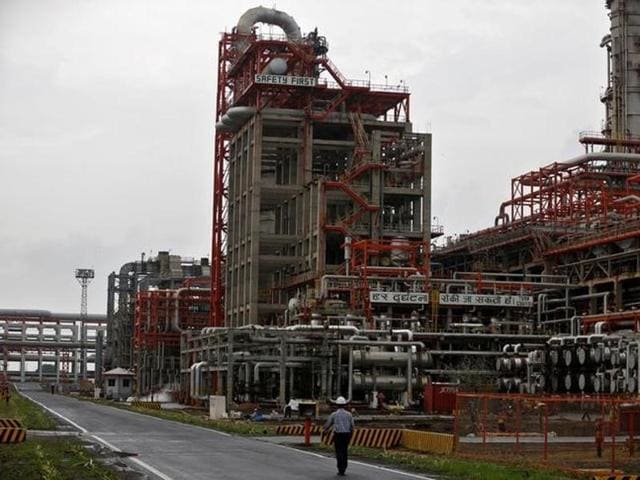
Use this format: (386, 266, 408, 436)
(454, 392, 640, 472)
(499, 155, 640, 227)
(443, 153, 640, 255)
(134, 288, 211, 351)
(211, 28, 413, 326)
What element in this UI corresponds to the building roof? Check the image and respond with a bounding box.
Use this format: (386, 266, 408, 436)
(104, 367, 135, 377)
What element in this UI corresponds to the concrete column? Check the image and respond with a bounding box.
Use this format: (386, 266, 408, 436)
(615, 279, 624, 311)
(55, 351, 60, 383)
(95, 330, 104, 388)
(248, 117, 263, 325)
(226, 330, 234, 408)
(20, 348, 26, 383)
(216, 335, 223, 395)
(589, 286, 597, 314)
(370, 130, 382, 240)
(38, 349, 43, 382)
(405, 346, 413, 406)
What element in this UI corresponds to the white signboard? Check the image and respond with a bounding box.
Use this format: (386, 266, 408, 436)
(254, 74, 318, 87)
(369, 291, 429, 304)
(368, 291, 533, 307)
(439, 293, 533, 308)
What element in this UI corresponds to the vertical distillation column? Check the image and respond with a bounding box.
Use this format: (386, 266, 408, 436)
(605, 0, 640, 140)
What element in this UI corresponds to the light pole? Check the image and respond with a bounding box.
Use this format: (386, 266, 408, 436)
(75, 268, 94, 380)
(365, 70, 371, 87)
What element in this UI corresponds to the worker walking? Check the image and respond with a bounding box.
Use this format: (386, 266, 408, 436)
(323, 396, 354, 476)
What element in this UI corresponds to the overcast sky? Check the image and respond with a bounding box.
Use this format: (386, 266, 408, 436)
(0, 1, 609, 313)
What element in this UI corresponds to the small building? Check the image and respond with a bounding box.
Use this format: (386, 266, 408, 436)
(103, 367, 135, 400)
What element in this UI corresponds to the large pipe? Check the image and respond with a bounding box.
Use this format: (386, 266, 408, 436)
(391, 329, 413, 341)
(570, 292, 610, 314)
(236, 7, 302, 43)
(215, 106, 256, 133)
(0, 309, 107, 323)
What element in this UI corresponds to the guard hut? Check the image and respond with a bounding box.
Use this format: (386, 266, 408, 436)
(103, 367, 135, 400)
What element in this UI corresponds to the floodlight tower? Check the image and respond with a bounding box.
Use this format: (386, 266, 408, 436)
(75, 268, 94, 379)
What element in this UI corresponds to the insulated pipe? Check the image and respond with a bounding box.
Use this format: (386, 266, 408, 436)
(406, 345, 413, 405)
(537, 293, 547, 330)
(172, 288, 188, 333)
(571, 292, 610, 314)
(236, 7, 302, 43)
(453, 271, 569, 282)
(189, 363, 196, 399)
(262, 57, 288, 75)
(0, 309, 107, 323)
(328, 325, 359, 335)
(194, 361, 208, 399)
(391, 329, 413, 341)
(571, 316, 581, 336)
(253, 362, 305, 386)
(337, 340, 425, 349)
(347, 346, 353, 402)
(201, 327, 227, 335)
(215, 107, 256, 133)
(321, 274, 575, 296)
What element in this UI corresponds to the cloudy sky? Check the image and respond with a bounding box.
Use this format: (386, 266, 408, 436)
(0, 1, 609, 313)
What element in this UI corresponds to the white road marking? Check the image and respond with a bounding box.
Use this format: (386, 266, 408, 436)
(20, 391, 88, 433)
(89, 434, 174, 480)
(21, 388, 436, 480)
(19, 390, 174, 480)
(272, 443, 437, 480)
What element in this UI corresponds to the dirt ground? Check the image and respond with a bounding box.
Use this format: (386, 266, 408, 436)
(456, 441, 640, 475)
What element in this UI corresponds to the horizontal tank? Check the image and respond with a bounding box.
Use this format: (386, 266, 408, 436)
(350, 350, 432, 367)
(352, 375, 417, 390)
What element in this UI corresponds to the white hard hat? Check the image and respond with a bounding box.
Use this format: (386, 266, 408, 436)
(335, 396, 347, 405)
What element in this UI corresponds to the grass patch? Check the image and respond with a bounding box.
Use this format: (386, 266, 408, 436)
(0, 387, 57, 430)
(73, 396, 275, 436)
(311, 444, 576, 480)
(127, 407, 276, 436)
(0, 438, 118, 480)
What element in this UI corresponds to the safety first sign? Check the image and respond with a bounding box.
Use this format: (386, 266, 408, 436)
(254, 74, 318, 87)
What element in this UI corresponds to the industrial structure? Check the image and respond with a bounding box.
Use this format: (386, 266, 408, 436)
(434, 0, 640, 394)
(210, 7, 435, 329)
(5, 2, 640, 418)
(0, 309, 106, 382)
(179, 6, 566, 408)
(104, 251, 210, 394)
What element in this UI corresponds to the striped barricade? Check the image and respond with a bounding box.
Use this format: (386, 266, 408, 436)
(275, 424, 322, 435)
(321, 428, 403, 449)
(130, 401, 162, 410)
(401, 430, 454, 455)
(0, 418, 26, 444)
(592, 476, 640, 480)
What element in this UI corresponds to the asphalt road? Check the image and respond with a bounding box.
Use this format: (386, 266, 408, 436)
(18, 384, 435, 480)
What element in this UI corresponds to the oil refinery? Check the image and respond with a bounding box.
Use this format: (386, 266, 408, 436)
(3, 2, 640, 478)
